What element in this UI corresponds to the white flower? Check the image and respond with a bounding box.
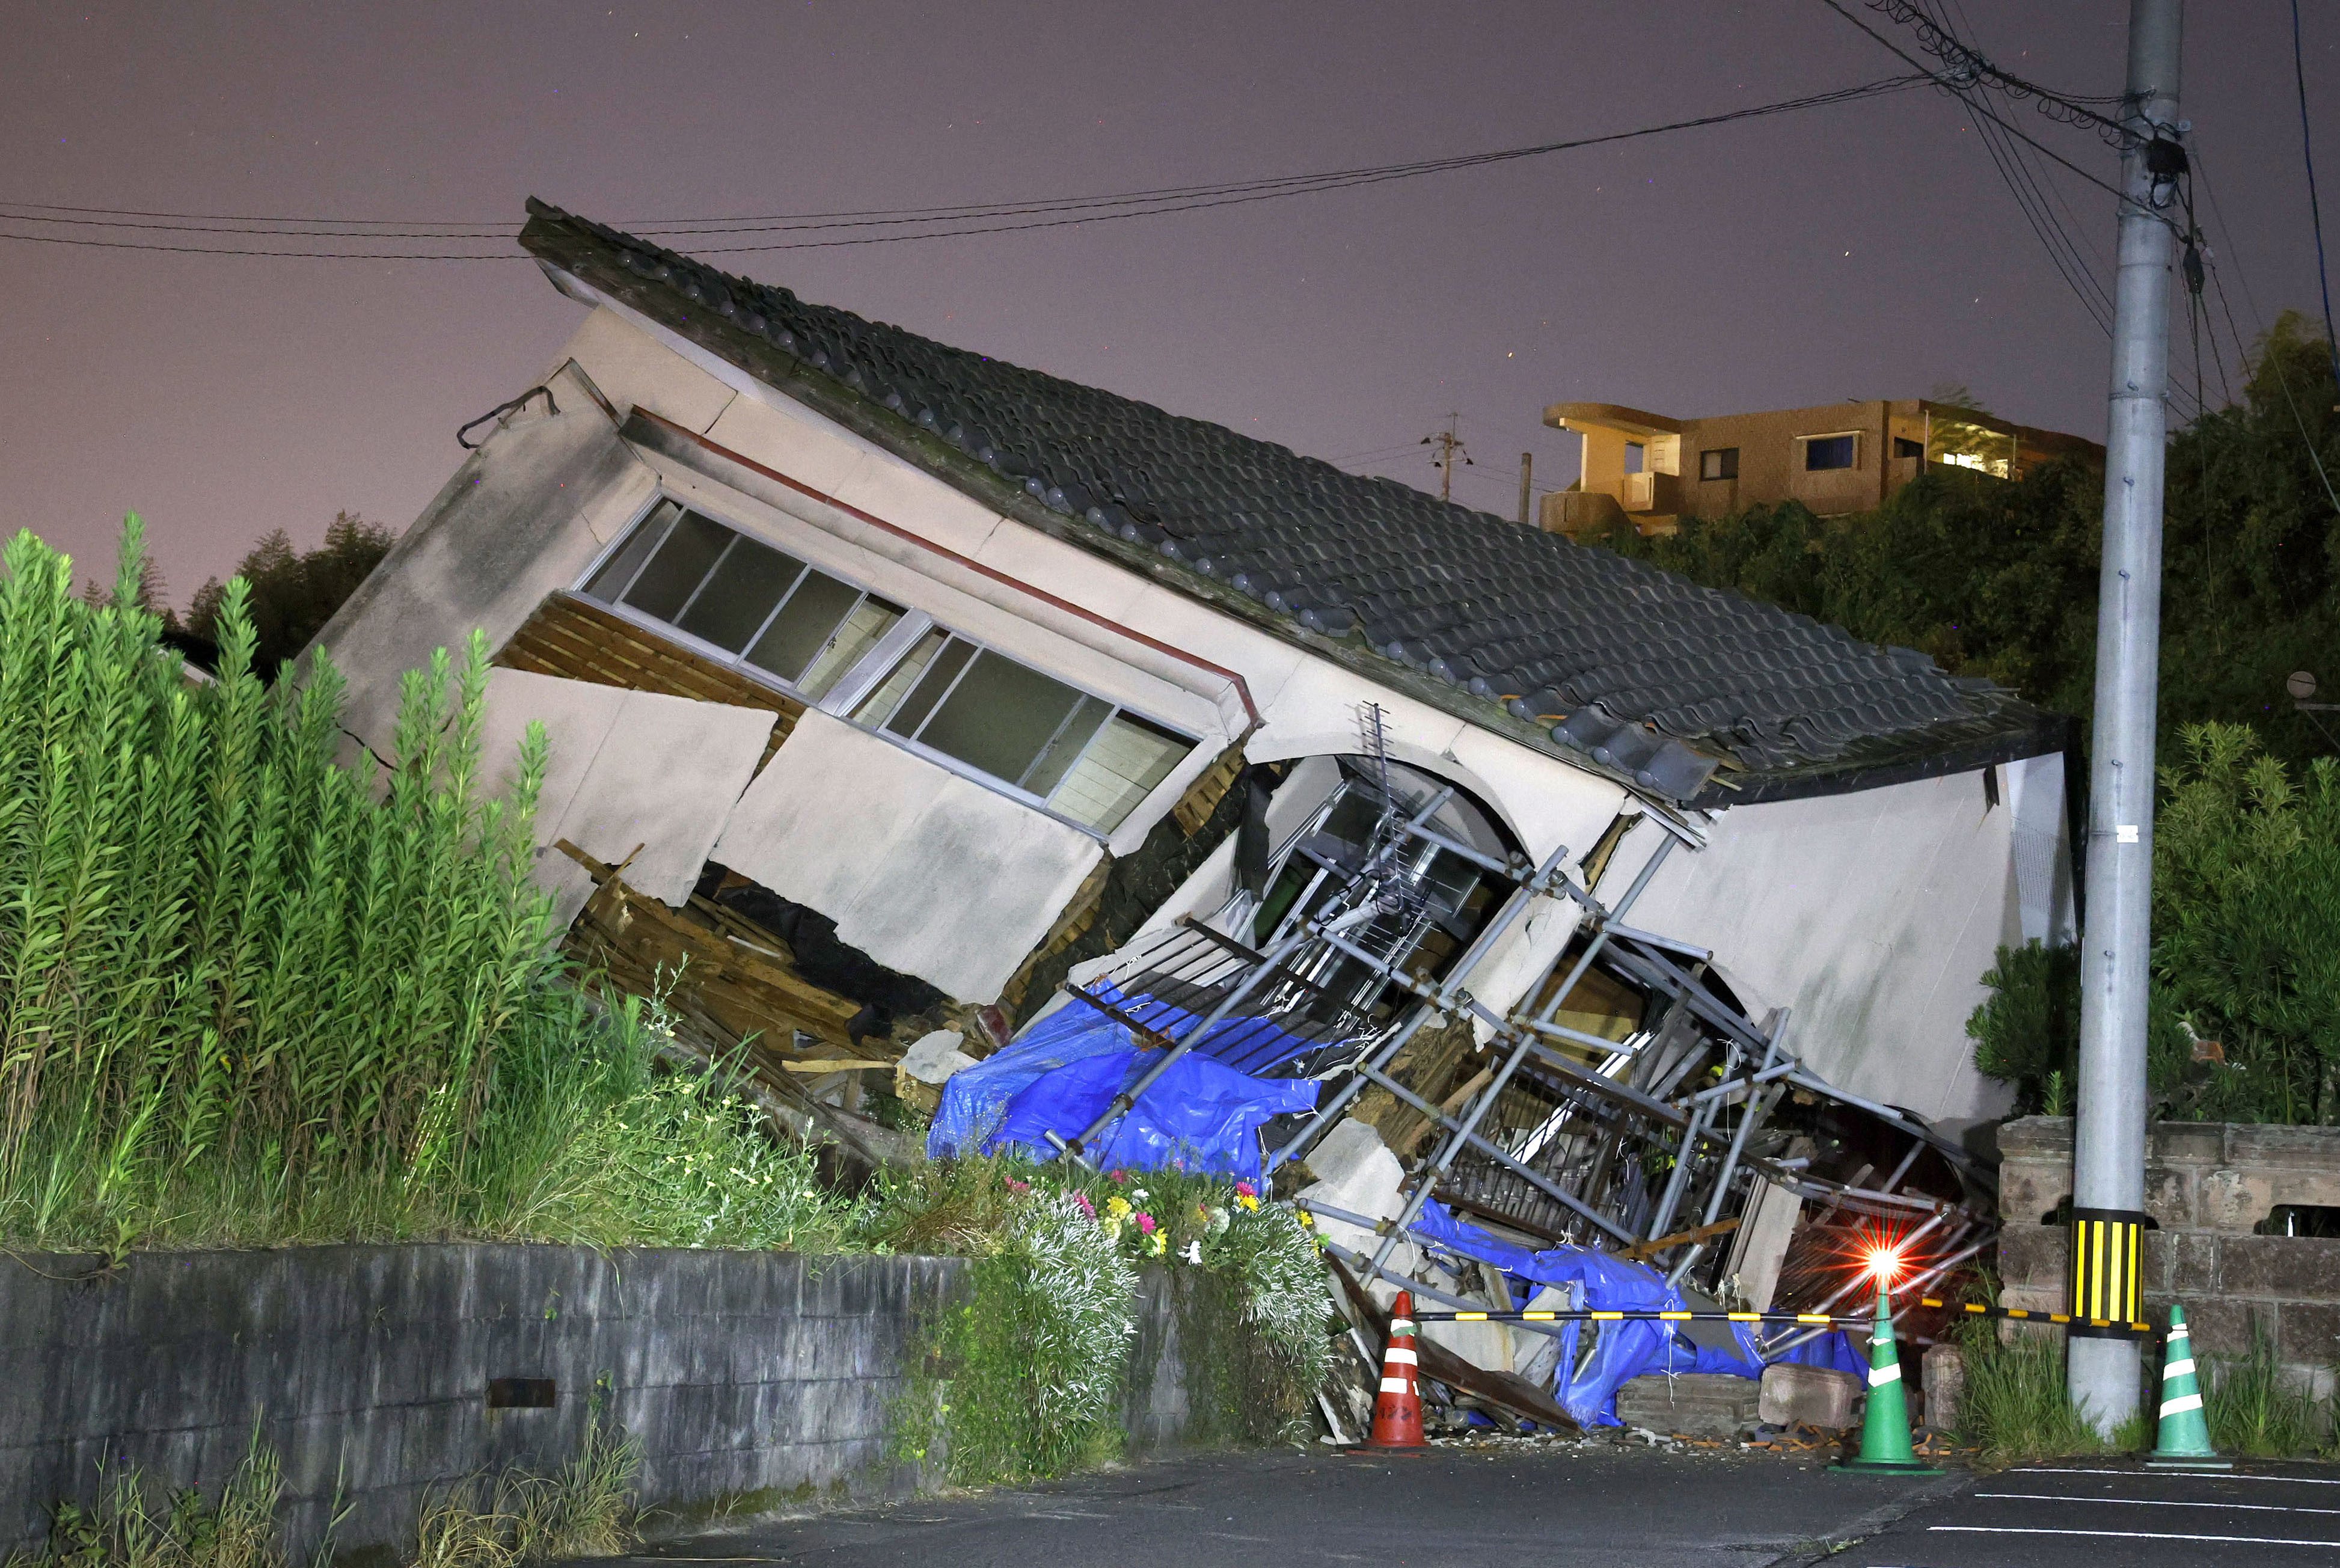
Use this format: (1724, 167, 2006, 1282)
(1181, 1240, 1203, 1264)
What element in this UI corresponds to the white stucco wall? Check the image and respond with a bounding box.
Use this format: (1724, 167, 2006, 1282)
(1610, 765, 2051, 1132)
(712, 712, 1106, 1000)
(476, 669, 774, 925)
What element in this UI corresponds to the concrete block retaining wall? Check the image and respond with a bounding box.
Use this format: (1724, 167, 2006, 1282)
(0, 1246, 1238, 1563)
(1998, 1117, 2340, 1398)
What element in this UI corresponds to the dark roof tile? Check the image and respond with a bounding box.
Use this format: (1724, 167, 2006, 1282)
(525, 203, 2059, 803)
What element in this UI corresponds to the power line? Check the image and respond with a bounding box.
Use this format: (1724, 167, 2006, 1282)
(1859, 0, 2136, 145)
(1819, 0, 2206, 421)
(2190, 141, 2340, 514)
(1812, 0, 2140, 209)
(2290, 0, 2340, 394)
(0, 73, 1931, 260)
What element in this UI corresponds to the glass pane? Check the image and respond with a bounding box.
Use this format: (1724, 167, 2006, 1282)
(675, 537, 806, 653)
(853, 628, 951, 728)
(1018, 694, 1112, 796)
(797, 596, 905, 699)
(917, 649, 1086, 784)
(583, 500, 680, 602)
(1804, 435, 1855, 472)
(1047, 712, 1192, 830)
(743, 569, 860, 683)
(622, 509, 732, 621)
(882, 637, 976, 738)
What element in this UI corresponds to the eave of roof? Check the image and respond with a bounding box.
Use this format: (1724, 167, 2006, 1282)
(517, 200, 2062, 809)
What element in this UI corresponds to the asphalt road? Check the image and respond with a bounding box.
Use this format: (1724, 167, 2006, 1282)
(611, 1445, 2340, 1568)
(1860, 1460, 2340, 1565)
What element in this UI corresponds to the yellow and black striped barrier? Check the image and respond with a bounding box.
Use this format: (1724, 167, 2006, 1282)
(1916, 1296, 2156, 1338)
(1409, 1308, 1865, 1328)
(1411, 1302, 2160, 1337)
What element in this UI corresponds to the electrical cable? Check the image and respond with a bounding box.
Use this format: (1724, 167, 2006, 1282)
(1861, 0, 2136, 145)
(1812, 0, 2145, 211)
(2192, 144, 2340, 515)
(1818, 0, 2205, 421)
(0, 73, 1930, 260)
(2290, 0, 2340, 394)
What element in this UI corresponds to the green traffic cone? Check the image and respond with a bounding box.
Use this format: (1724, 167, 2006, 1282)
(2146, 1303, 2231, 1470)
(1834, 1281, 1943, 1475)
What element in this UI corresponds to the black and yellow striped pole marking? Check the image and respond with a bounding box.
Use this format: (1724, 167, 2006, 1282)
(1916, 1296, 2155, 1338)
(2067, 1206, 2148, 1339)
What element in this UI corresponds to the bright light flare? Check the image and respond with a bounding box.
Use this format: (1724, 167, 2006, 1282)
(1836, 1219, 1924, 1293)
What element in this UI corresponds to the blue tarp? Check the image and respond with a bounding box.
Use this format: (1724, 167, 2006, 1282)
(1407, 1198, 1864, 1426)
(928, 985, 1319, 1178)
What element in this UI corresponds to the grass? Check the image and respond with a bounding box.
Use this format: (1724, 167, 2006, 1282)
(1953, 1311, 2338, 1463)
(18, 1427, 284, 1568)
(411, 1400, 639, 1568)
(0, 521, 845, 1257)
(2205, 1329, 2329, 1458)
(14, 1408, 639, 1568)
(1953, 1319, 2112, 1464)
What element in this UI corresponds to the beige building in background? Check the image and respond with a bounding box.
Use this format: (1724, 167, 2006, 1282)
(1540, 397, 2104, 537)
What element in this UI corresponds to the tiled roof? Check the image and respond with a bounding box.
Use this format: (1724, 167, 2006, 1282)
(519, 201, 2061, 806)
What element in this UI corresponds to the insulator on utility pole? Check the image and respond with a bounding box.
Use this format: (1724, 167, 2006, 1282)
(2069, 0, 2182, 1437)
(1421, 413, 1471, 504)
(1518, 452, 1534, 526)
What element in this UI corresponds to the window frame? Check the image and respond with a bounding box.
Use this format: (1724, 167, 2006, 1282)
(852, 624, 1196, 832)
(1799, 431, 1861, 473)
(1697, 446, 1739, 482)
(571, 491, 1201, 839)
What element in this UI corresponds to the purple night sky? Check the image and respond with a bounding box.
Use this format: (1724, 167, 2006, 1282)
(4, 2, 2335, 606)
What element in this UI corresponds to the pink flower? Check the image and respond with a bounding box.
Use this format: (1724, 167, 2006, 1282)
(1136, 1212, 1157, 1236)
(1233, 1180, 1258, 1199)
(1073, 1192, 1096, 1217)
(1005, 1178, 1031, 1195)
(1109, 1169, 1130, 1184)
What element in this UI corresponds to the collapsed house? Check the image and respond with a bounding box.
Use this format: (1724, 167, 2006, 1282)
(314, 199, 2077, 1423)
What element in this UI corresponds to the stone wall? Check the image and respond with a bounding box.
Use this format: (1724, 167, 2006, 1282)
(0, 1246, 1248, 1563)
(1998, 1117, 2340, 1397)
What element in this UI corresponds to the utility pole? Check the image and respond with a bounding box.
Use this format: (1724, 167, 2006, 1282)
(1421, 413, 1472, 503)
(1517, 452, 1534, 525)
(2069, 0, 2182, 1435)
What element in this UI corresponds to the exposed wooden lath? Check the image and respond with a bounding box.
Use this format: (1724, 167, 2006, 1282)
(494, 591, 806, 769)
(557, 840, 880, 1067)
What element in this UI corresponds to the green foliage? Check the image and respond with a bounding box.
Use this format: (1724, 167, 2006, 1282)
(0, 520, 843, 1252)
(187, 513, 391, 681)
(22, 1426, 284, 1568)
(1972, 724, 2340, 1123)
(1967, 942, 2083, 1117)
(2204, 1328, 2328, 1457)
(914, 1191, 1138, 1485)
(877, 1157, 1334, 1481)
(2154, 724, 2340, 1122)
(1952, 1318, 2109, 1463)
(1590, 312, 2340, 770)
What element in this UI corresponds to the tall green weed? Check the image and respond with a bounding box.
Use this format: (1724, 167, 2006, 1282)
(0, 521, 841, 1252)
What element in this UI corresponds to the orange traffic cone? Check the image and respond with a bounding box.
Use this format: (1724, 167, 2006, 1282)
(1359, 1290, 1427, 1450)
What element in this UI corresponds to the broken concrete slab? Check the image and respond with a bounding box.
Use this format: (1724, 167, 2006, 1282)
(1758, 1362, 1863, 1430)
(1614, 1372, 1761, 1439)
